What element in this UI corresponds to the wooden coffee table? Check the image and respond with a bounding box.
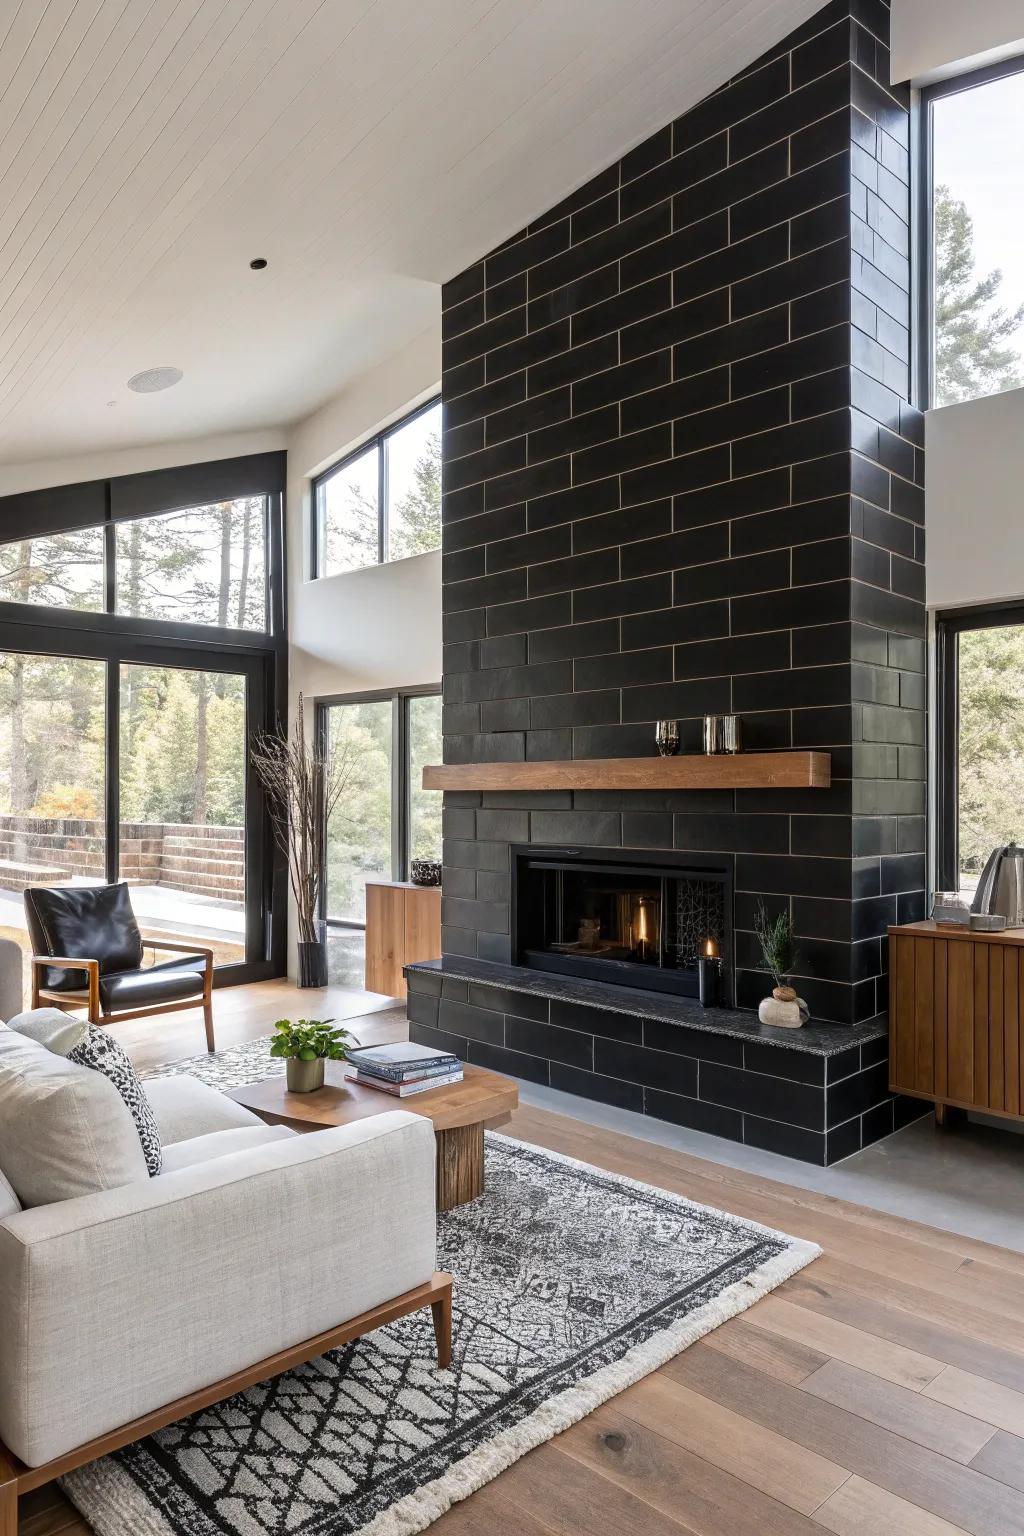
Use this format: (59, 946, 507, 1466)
(227, 1062, 518, 1211)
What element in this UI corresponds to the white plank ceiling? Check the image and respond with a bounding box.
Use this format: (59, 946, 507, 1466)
(0, 0, 820, 465)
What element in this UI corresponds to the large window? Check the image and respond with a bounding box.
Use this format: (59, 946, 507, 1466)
(312, 399, 441, 578)
(0, 499, 268, 630)
(116, 500, 266, 629)
(921, 59, 1024, 409)
(319, 689, 441, 925)
(0, 453, 287, 987)
(0, 530, 105, 611)
(937, 603, 1024, 895)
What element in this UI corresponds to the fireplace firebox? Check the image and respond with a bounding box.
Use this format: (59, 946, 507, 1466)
(511, 846, 730, 1001)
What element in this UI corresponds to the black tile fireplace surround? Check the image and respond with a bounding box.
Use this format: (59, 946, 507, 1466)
(433, 0, 926, 1166)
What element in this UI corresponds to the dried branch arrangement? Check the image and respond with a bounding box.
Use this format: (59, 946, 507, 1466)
(250, 694, 353, 946)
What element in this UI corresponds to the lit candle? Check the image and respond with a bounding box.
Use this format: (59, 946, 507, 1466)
(698, 936, 722, 1007)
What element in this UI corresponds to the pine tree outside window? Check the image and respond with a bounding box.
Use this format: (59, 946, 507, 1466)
(313, 398, 441, 577)
(923, 60, 1024, 409)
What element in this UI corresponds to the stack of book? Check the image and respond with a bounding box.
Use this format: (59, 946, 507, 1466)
(344, 1042, 463, 1097)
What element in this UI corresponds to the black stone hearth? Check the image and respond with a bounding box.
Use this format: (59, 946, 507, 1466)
(435, 0, 926, 1163)
(406, 958, 923, 1166)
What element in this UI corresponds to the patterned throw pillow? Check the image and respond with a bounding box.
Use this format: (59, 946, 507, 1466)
(68, 1027, 163, 1176)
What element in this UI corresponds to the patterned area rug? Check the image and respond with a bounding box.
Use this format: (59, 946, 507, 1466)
(64, 1036, 819, 1536)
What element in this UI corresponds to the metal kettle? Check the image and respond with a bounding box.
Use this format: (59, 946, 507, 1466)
(971, 842, 1024, 929)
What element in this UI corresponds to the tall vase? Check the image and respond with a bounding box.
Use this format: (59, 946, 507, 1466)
(297, 920, 328, 988)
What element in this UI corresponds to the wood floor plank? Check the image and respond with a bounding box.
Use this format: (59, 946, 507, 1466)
(800, 1359, 996, 1463)
(812, 1474, 971, 1535)
(611, 1370, 850, 1514)
(778, 1270, 1024, 1393)
(433, 1442, 698, 1536)
(557, 1400, 830, 1536)
(666, 1342, 1024, 1536)
(969, 1431, 1024, 1495)
(701, 1316, 828, 1385)
(787, 1258, 1024, 1356)
(749, 1296, 944, 1389)
(428, 1472, 560, 1536)
(924, 1367, 1024, 1438)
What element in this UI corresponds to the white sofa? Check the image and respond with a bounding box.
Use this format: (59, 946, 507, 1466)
(0, 1043, 440, 1479)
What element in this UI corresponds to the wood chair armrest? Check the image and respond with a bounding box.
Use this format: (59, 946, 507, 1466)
(31, 955, 100, 975)
(144, 940, 214, 962)
(31, 955, 101, 1020)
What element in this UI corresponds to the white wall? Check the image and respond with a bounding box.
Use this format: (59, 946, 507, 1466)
(283, 322, 442, 975)
(286, 324, 442, 704)
(926, 391, 1024, 609)
(891, 0, 1024, 85)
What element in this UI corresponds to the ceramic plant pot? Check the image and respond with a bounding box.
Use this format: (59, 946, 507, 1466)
(287, 1056, 325, 1093)
(757, 985, 810, 1029)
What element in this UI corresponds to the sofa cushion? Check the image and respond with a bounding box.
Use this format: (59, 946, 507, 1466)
(0, 1167, 20, 1220)
(5, 1008, 88, 1056)
(0, 1029, 148, 1206)
(159, 1124, 295, 1173)
(68, 1027, 163, 1176)
(144, 1075, 264, 1145)
(25, 882, 143, 992)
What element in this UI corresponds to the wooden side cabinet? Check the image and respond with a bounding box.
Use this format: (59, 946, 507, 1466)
(365, 881, 441, 999)
(889, 921, 1023, 1122)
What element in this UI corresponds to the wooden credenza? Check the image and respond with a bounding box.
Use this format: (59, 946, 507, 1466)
(364, 880, 441, 999)
(889, 921, 1024, 1122)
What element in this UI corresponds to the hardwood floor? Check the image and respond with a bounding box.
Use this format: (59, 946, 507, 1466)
(20, 979, 1024, 1536)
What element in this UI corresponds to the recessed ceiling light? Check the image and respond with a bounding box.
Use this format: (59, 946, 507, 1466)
(127, 366, 183, 394)
(249, 257, 268, 270)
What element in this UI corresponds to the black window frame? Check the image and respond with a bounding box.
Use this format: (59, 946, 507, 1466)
(316, 685, 441, 930)
(0, 451, 289, 987)
(916, 53, 1024, 411)
(310, 396, 441, 580)
(935, 598, 1024, 891)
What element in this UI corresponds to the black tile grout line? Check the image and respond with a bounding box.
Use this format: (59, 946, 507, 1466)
(444, 369, 919, 479)
(442, 474, 922, 563)
(451, 147, 855, 327)
(442, 409, 909, 502)
(461, 54, 905, 294)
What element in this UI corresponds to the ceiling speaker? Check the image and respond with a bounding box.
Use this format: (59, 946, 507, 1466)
(127, 366, 183, 393)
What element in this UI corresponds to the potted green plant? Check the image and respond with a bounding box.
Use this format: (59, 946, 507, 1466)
(753, 903, 809, 1028)
(270, 1017, 360, 1093)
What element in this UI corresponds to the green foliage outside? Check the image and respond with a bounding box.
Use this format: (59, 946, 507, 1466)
(324, 694, 442, 922)
(957, 627, 1024, 882)
(0, 501, 259, 827)
(388, 429, 442, 560)
(320, 416, 441, 573)
(934, 184, 1024, 407)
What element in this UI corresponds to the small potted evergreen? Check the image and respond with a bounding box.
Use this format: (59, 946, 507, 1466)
(270, 1018, 360, 1092)
(754, 903, 809, 1028)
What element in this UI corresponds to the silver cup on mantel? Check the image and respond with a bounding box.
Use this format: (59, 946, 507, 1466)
(655, 719, 680, 756)
(703, 714, 742, 755)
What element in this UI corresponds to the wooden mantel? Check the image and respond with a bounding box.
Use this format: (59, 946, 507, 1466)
(422, 751, 830, 793)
